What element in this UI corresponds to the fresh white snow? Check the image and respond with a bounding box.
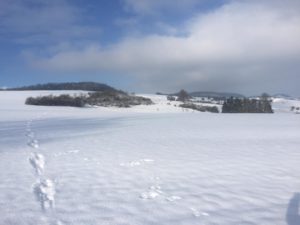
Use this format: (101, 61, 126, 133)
(0, 91, 300, 225)
(272, 97, 300, 113)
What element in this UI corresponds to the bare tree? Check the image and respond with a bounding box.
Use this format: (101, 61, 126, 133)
(177, 89, 190, 102)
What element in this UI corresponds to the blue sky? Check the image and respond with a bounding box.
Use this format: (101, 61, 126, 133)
(0, 0, 300, 96)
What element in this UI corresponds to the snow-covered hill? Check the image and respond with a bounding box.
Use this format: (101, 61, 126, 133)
(0, 91, 300, 225)
(272, 97, 300, 113)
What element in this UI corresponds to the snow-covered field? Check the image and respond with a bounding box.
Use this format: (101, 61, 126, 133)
(0, 91, 300, 225)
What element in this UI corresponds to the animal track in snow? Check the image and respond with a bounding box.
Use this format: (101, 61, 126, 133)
(120, 159, 154, 167)
(26, 131, 35, 139)
(25, 117, 57, 214)
(140, 182, 182, 203)
(29, 152, 45, 175)
(27, 139, 39, 149)
(140, 187, 182, 202)
(33, 178, 56, 211)
(190, 207, 210, 218)
(140, 185, 163, 200)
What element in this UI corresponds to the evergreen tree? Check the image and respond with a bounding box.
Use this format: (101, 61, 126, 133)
(222, 97, 273, 113)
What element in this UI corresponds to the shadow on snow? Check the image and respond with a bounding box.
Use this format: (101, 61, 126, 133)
(286, 193, 300, 225)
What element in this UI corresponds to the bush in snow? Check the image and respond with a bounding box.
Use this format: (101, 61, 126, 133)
(167, 95, 176, 101)
(179, 103, 219, 113)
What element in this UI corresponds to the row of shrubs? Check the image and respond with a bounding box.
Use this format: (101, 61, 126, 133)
(179, 103, 219, 113)
(25, 91, 153, 108)
(26, 94, 85, 107)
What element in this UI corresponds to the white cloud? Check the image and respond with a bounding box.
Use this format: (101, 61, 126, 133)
(30, 1, 300, 94)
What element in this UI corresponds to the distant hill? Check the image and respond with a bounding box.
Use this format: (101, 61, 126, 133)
(20, 82, 153, 108)
(272, 93, 295, 100)
(8, 82, 116, 92)
(189, 91, 245, 99)
(249, 93, 296, 100)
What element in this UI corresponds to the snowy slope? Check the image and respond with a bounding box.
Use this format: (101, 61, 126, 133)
(272, 97, 300, 113)
(0, 91, 300, 225)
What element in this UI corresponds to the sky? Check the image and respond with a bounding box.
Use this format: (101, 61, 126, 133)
(0, 0, 300, 96)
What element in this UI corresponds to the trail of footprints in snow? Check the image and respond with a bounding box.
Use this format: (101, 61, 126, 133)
(140, 177, 182, 202)
(120, 159, 209, 218)
(26, 119, 57, 214)
(142, 177, 210, 219)
(120, 160, 182, 202)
